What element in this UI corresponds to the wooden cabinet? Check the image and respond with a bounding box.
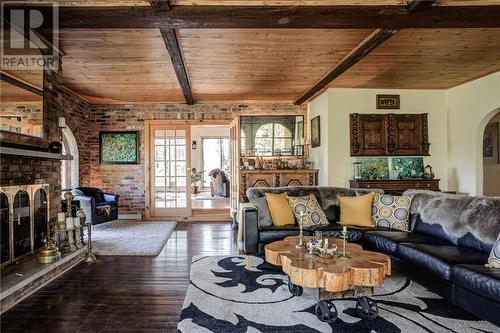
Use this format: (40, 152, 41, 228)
(349, 179, 440, 195)
(240, 169, 318, 202)
(350, 113, 430, 156)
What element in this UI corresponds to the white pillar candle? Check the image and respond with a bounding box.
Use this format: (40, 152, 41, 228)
(66, 217, 74, 229)
(58, 212, 66, 222)
(342, 226, 347, 233)
(58, 117, 66, 128)
(325, 238, 328, 247)
(73, 217, 80, 227)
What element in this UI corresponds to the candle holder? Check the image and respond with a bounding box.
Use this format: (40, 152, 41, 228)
(67, 227, 77, 252)
(84, 223, 96, 264)
(339, 227, 349, 260)
(37, 217, 61, 264)
(296, 212, 305, 249)
(58, 222, 69, 254)
(305, 240, 319, 258)
(76, 209, 86, 248)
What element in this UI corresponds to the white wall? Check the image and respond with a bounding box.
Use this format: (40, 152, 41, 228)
(446, 71, 500, 195)
(309, 89, 448, 189)
(484, 112, 500, 196)
(308, 93, 329, 185)
(307, 71, 500, 195)
(191, 125, 230, 182)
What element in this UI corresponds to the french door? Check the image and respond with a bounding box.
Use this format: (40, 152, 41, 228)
(150, 125, 191, 217)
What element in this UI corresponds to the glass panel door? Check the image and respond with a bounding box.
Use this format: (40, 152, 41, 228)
(151, 125, 191, 217)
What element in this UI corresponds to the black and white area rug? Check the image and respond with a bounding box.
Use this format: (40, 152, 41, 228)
(178, 256, 498, 333)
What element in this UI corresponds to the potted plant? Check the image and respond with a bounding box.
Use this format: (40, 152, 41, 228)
(191, 168, 203, 194)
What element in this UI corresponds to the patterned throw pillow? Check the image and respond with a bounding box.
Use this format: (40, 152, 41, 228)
(287, 194, 329, 228)
(249, 197, 273, 228)
(487, 234, 500, 268)
(371, 193, 412, 231)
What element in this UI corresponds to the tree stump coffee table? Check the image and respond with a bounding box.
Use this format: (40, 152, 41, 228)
(265, 236, 391, 323)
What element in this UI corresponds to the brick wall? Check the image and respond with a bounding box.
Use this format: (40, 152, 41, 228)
(1, 58, 91, 219)
(83, 103, 306, 216)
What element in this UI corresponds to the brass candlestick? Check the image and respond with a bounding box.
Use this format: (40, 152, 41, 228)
(84, 223, 96, 264)
(37, 217, 61, 264)
(76, 209, 86, 248)
(340, 227, 349, 259)
(296, 211, 305, 249)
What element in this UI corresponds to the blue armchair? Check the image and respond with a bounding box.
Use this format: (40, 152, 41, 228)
(63, 187, 119, 225)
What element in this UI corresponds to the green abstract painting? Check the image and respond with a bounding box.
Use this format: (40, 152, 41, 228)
(358, 157, 389, 180)
(392, 157, 424, 179)
(99, 131, 139, 164)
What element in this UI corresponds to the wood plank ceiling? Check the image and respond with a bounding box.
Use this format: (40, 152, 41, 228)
(3, 0, 500, 104)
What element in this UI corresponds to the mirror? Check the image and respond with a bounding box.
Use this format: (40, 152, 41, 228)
(0, 28, 44, 138)
(240, 116, 304, 156)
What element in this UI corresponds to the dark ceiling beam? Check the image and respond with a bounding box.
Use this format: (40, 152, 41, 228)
(294, 29, 398, 105)
(160, 28, 194, 105)
(0, 70, 44, 96)
(407, 0, 438, 13)
(150, 0, 171, 11)
(35, 5, 500, 29)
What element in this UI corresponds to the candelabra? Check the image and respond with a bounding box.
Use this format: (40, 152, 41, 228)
(84, 223, 96, 264)
(296, 211, 305, 249)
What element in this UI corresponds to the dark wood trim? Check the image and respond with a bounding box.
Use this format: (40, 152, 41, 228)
(0, 70, 43, 96)
(150, 0, 171, 11)
(45, 5, 500, 29)
(294, 29, 398, 105)
(407, 0, 438, 13)
(160, 28, 194, 105)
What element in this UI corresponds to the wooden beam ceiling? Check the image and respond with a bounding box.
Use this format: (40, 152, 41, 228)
(407, 0, 438, 13)
(0, 71, 43, 96)
(294, 29, 398, 104)
(160, 28, 194, 105)
(44, 5, 500, 29)
(150, 0, 171, 11)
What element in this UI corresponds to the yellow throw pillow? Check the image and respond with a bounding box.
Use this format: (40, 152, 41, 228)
(265, 192, 295, 226)
(339, 192, 376, 227)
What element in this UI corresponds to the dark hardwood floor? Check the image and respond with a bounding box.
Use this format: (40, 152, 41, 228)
(1, 222, 238, 333)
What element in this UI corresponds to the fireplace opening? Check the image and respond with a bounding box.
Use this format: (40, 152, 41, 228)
(0, 185, 49, 270)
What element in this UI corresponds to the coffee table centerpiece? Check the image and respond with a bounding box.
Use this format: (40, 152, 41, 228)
(265, 235, 391, 323)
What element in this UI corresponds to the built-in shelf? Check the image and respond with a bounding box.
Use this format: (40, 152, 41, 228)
(0, 147, 73, 160)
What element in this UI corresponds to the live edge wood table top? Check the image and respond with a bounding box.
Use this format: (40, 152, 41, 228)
(265, 236, 391, 293)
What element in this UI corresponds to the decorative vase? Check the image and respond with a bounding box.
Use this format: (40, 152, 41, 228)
(48, 141, 63, 153)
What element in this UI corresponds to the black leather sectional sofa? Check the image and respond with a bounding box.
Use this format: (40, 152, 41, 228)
(242, 186, 500, 326)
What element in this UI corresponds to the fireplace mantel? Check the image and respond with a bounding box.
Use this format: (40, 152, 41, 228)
(0, 147, 73, 160)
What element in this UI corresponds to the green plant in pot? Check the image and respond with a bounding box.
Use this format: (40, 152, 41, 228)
(191, 168, 203, 194)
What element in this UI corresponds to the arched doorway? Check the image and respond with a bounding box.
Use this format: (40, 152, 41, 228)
(61, 127, 79, 190)
(482, 109, 500, 196)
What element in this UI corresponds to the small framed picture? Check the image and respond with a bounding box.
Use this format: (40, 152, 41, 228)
(99, 131, 139, 165)
(376, 94, 400, 109)
(311, 116, 321, 148)
(483, 122, 499, 165)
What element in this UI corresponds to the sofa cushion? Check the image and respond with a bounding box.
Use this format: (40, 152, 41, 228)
(363, 230, 451, 255)
(249, 197, 273, 228)
(95, 200, 116, 207)
(410, 214, 458, 245)
(371, 193, 412, 231)
(265, 192, 295, 226)
(308, 224, 364, 243)
(77, 187, 106, 203)
(339, 192, 375, 227)
(287, 194, 328, 228)
(259, 225, 312, 244)
(451, 264, 500, 301)
(457, 232, 494, 254)
(487, 234, 500, 268)
(397, 243, 489, 280)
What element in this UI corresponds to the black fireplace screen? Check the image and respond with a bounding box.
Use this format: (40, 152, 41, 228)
(13, 191, 31, 259)
(1, 193, 9, 264)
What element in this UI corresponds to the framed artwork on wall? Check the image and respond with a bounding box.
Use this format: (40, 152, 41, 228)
(376, 94, 400, 109)
(311, 116, 321, 148)
(483, 122, 499, 165)
(99, 131, 139, 164)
